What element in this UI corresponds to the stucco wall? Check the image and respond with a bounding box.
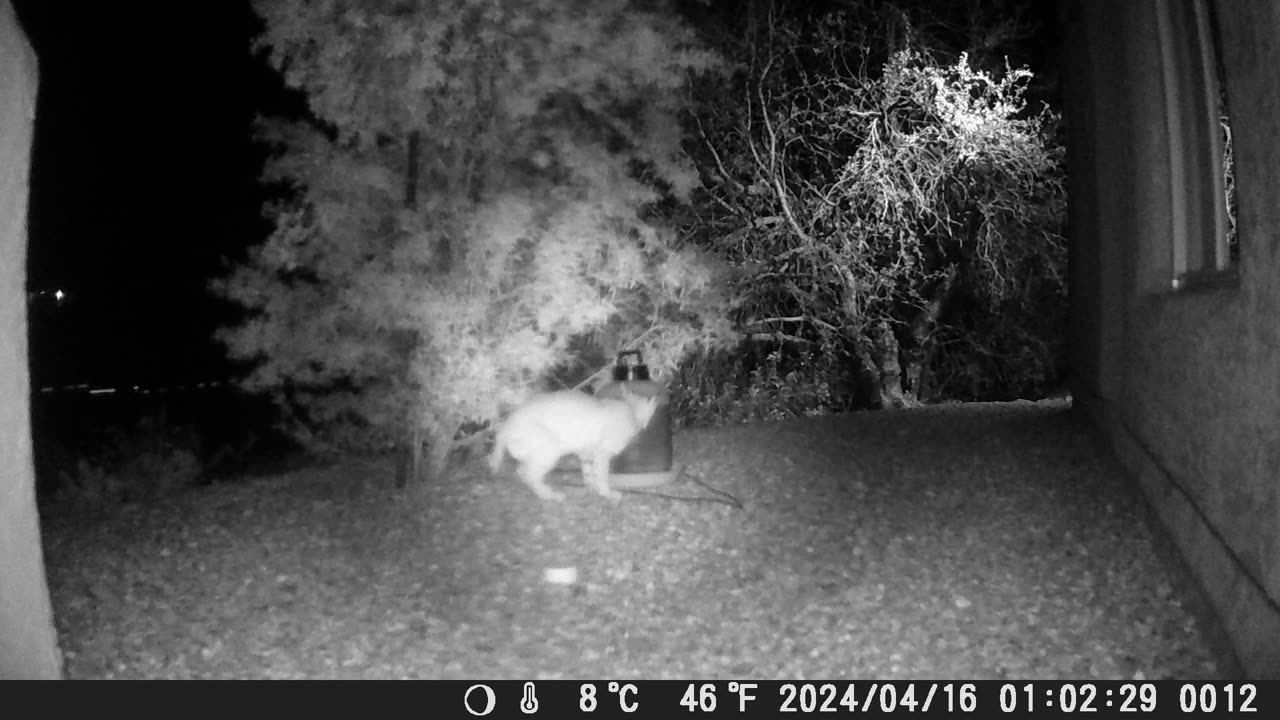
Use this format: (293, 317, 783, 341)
(1065, 0, 1280, 679)
(0, 0, 62, 679)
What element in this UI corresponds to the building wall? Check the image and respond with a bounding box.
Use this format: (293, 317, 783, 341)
(0, 0, 62, 679)
(1064, 0, 1280, 679)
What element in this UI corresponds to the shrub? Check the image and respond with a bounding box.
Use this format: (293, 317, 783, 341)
(50, 414, 204, 511)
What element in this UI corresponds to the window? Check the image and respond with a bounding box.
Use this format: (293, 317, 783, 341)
(1209, 9, 1239, 269)
(1155, 0, 1238, 291)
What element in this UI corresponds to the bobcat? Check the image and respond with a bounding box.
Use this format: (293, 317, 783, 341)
(489, 388, 659, 501)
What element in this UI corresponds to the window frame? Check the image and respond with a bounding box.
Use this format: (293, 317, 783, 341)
(1154, 0, 1238, 292)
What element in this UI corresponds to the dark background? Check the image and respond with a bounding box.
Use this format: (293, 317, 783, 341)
(14, 0, 277, 390)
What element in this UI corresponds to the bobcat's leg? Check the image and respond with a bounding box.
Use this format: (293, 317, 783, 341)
(516, 456, 566, 502)
(587, 451, 622, 501)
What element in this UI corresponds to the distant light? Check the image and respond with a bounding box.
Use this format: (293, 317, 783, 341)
(54, 289, 65, 302)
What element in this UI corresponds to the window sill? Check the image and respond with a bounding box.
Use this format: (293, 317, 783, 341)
(1170, 266, 1240, 293)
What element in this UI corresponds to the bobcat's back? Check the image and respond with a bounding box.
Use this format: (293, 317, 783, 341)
(493, 391, 653, 464)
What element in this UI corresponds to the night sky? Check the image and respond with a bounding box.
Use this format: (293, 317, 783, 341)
(14, 1, 278, 388)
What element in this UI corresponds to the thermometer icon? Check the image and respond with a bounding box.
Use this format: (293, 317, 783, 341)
(520, 682, 539, 714)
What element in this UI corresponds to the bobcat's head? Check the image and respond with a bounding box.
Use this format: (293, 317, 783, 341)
(626, 392, 660, 429)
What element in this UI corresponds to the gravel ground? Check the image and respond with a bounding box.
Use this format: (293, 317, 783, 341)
(40, 398, 1231, 679)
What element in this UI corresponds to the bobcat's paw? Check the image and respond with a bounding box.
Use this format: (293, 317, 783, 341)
(596, 486, 623, 502)
(523, 481, 566, 502)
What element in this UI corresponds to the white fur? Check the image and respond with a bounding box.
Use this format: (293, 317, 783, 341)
(489, 389, 659, 501)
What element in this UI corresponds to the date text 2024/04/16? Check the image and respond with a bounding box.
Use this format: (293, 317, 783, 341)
(446, 681, 1265, 717)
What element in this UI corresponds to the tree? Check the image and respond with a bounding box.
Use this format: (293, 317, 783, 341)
(686, 0, 1066, 407)
(215, 0, 737, 479)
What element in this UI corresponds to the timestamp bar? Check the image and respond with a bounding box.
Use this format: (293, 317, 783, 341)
(7, 679, 1266, 718)
(442, 681, 1269, 718)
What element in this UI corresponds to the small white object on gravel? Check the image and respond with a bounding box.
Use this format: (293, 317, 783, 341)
(544, 567, 578, 585)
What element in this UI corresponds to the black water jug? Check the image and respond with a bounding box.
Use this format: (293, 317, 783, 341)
(595, 350, 673, 473)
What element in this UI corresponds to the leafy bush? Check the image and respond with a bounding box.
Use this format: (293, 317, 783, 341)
(49, 415, 203, 511)
(215, 0, 740, 476)
(671, 339, 853, 426)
